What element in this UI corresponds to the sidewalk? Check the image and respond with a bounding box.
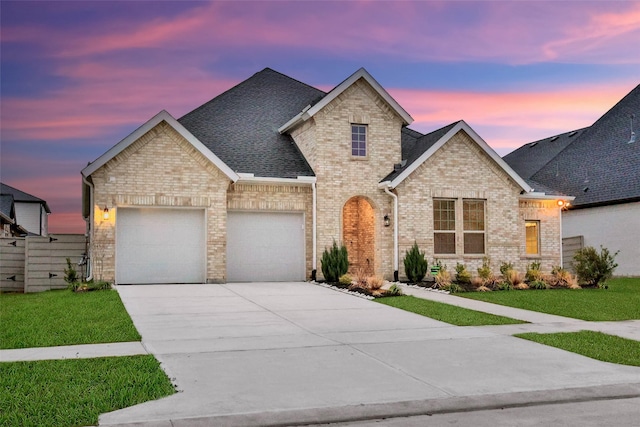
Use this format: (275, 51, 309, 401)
(399, 284, 640, 341)
(0, 341, 147, 363)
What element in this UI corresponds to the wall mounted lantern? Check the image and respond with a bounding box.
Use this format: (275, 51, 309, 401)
(102, 206, 110, 220)
(383, 214, 391, 227)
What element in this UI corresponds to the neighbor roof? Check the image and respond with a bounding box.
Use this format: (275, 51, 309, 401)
(0, 194, 15, 223)
(506, 83, 640, 208)
(179, 68, 325, 179)
(0, 183, 51, 213)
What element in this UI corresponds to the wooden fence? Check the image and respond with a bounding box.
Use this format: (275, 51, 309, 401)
(0, 234, 86, 293)
(562, 235, 584, 272)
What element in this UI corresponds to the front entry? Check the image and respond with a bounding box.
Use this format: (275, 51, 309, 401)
(342, 196, 375, 275)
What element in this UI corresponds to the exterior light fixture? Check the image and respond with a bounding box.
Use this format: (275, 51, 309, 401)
(556, 200, 566, 208)
(102, 206, 110, 220)
(383, 214, 391, 227)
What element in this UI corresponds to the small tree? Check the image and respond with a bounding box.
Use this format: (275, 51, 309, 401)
(403, 241, 428, 283)
(64, 257, 80, 291)
(455, 263, 471, 284)
(320, 240, 348, 283)
(572, 246, 619, 287)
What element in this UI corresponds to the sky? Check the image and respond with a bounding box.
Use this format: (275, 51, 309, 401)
(1, 0, 639, 234)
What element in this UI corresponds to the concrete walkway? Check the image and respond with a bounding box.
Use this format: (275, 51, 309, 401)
(2, 282, 639, 427)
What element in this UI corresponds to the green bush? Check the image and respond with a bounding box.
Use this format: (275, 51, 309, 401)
(64, 258, 80, 291)
(497, 281, 512, 291)
(386, 284, 403, 296)
(444, 282, 462, 293)
(529, 280, 548, 290)
(455, 263, 471, 284)
(403, 242, 428, 283)
(321, 240, 349, 283)
(499, 261, 514, 277)
(572, 246, 619, 287)
(338, 274, 352, 286)
(525, 261, 543, 282)
(477, 257, 492, 280)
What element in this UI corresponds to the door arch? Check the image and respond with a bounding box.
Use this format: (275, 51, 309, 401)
(342, 196, 375, 275)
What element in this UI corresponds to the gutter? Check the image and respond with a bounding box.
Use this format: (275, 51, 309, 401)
(312, 181, 317, 279)
(81, 173, 94, 281)
(381, 182, 399, 281)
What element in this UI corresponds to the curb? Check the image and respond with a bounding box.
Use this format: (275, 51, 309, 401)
(100, 382, 640, 426)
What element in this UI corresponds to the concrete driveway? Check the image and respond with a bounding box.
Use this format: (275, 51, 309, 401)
(100, 282, 640, 426)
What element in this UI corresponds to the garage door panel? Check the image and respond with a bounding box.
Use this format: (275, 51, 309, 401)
(227, 212, 305, 282)
(116, 208, 206, 284)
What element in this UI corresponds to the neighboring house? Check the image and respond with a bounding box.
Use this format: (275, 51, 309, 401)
(504, 84, 640, 276)
(81, 68, 570, 284)
(0, 183, 50, 236)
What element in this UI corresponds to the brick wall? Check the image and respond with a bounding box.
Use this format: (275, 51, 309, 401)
(294, 78, 404, 280)
(90, 121, 231, 283)
(395, 130, 562, 279)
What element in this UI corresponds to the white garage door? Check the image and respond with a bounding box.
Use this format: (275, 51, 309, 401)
(227, 211, 305, 282)
(116, 208, 206, 284)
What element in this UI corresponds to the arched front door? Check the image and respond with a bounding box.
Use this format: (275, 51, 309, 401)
(342, 196, 375, 275)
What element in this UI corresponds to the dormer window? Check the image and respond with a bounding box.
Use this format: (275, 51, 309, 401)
(351, 124, 367, 157)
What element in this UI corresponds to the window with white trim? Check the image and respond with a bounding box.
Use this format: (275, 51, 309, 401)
(351, 124, 367, 157)
(433, 199, 456, 254)
(463, 200, 485, 254)
(525, 220, 540, 255)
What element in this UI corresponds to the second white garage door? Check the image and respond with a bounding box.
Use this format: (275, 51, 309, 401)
(116, 208, 206, 284)
(227, 211, 305, 282)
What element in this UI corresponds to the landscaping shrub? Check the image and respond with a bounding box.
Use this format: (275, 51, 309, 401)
(525, 261, 543, 283)
(386, 284, 403, 296)
(455, 263, 472, 285)
(443, 282, 462, 293)
(403, 242, 428, 283)
(499, 261, 514, 277)
(572, 246, 619, 288)
(321, 241, 348, 282)
(338, 274, 352, 287)
(367, 276, 384, 291)
(497, 281, 512, 291)
(435, 268, 452, 288)
(470, 276, 484, 289)
(529, 280, 548, 290)
(514, 283, 529, 290)
(548, 266, 580, 289)
(477, 257, 492, 280)
(506, 269, 524, 286)
(64, 258, 80, 291)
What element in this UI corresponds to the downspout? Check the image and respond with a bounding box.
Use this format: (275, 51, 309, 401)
(311, 181, 317, 280)
(82, 174, 94, 281)
(383, 185, 399, 281)
(559, 204, 563, 269)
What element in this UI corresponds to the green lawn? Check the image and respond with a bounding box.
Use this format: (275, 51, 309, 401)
(460, 278, 640, 321)
(376, 295, 526, 326)
(0, 289, 140, 349)
(0, 355, 176, 427)
(516, 331, 640, 367)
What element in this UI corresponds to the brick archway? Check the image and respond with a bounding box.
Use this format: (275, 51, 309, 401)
(342, 196, 375, 275)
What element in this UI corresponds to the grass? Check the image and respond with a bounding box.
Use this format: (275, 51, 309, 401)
(0, 355, 176, 427)
(459, 278, 640, 321)
(0, 289, 141, 349)
(516, 330, 640, 367)
(376, 295, 526, 326)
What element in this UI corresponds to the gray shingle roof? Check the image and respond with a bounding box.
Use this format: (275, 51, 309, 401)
(0, 183, 50, 213)
(178, 68, 325, 178)
(382, 122, 460, 182)
(503, 128, 588, 180)
(523, 84, 640, 207)
(0, 194, 15, 222)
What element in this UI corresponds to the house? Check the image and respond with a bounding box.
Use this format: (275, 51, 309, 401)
(81, 68, 570, 284)
(0, 183, 50, 236)
(504, 84, 640, 276)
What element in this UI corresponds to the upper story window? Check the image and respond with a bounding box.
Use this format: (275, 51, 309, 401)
(351, 124, 367, 157)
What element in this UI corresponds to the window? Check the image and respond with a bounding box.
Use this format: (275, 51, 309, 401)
(463, 200, 485, 254)
(351, 125, 367, 157)
(525, 221, 540, 255)
(433, 199, 455, 254)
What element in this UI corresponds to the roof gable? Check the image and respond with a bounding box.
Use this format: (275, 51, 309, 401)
(381, 121, 532, 193)
(82, 110, 238, 182)
(179, 68, 321, 179)
(279, 68, 413, 133)
(529, 83, 640, 207)
(0, 183, 51, 213)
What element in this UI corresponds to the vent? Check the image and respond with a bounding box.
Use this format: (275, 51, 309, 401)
(529, 142, 538, 148)
(549, 136, 559, 142)
(568, 131, 578, 137)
